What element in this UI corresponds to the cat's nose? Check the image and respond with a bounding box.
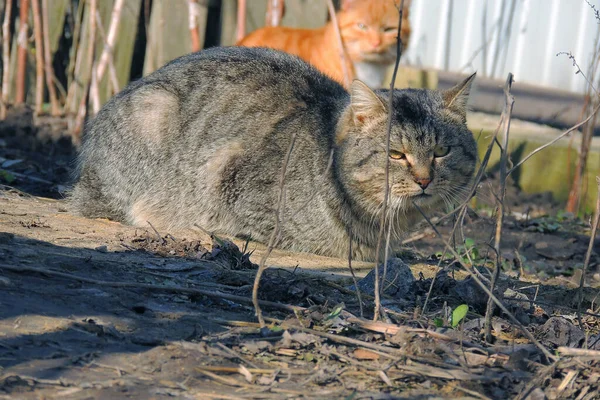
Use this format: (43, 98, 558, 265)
(415, 177, 431, 189)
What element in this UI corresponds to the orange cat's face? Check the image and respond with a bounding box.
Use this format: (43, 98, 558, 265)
(338, 0, 410, 64)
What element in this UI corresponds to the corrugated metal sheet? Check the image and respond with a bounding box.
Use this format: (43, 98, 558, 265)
(404, 0, 600, 94)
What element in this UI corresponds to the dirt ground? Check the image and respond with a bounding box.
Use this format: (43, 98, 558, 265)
(1, 107, 600, 399)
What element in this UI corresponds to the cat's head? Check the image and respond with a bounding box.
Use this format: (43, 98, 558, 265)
(338, 0, 411, 64)
(336, 73, 478, 217)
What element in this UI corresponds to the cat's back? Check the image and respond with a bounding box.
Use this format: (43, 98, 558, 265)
(85, 47, 347, 148)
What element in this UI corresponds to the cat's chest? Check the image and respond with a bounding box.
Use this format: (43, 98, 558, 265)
(353, 62, 389, 88)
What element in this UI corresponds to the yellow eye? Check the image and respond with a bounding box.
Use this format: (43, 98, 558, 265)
(433, 145, 450, 157)
(389, 150, 405, 160)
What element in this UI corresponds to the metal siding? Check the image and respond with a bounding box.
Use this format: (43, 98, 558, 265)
(404, 0, 600, 94)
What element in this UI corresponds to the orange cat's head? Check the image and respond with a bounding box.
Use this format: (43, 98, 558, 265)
(337, 0, 411, 64)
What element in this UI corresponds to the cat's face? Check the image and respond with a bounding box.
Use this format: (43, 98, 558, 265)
(337, 74, 478, 216)
(338, 0, 411, 63)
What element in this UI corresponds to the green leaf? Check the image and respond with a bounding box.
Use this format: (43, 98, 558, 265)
(464, 238, 475, 248)
(325, 304, 344, 321)
(0, 170, 15, 184)
(269, 325, 283, 332)
(451, 304, 469, 328)
(433, 318, 444, 328)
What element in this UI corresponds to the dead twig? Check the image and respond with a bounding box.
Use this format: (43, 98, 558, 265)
(252, 131, 298, 327)
(411, 202, 556, 362)
(41, 0, 60, 115)
(31, 0, 45, 115)
(93, 11, 120, 95)
(0, 263, 305, 313)
(485, 73, 514, 342)
(265, 0, 284, 27)
(373, 0, 406, 322)
(557, 347, 600, 358)
(347, 229, 364, 317)
(15, 0, 30, 105)
(72, 0, 98, 139)
(325, 0, 351, 88)
(235, 0, 246, 42)
(577, 176, 600, 328)
(187, 0, 202, 52)
(508, 101, 600, 176)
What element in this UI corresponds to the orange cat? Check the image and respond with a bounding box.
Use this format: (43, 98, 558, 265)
(237, 0, 411, 88)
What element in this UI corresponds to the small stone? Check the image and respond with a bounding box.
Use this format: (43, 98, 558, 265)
(593, 273, 600, 282)
(1, 159, 23, 168)
(95, 245, 108, 253)
(350, 258, 415, 299)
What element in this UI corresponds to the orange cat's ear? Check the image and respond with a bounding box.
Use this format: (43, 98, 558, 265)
(441, 72, 476, 123)
(350, 80, 385, 124)
(340, 0, 359, 11)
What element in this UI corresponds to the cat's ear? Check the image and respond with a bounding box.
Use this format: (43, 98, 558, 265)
(441, 72, 476, 122)
(350, 80, 385, 124)
(340, 0, 360, 11)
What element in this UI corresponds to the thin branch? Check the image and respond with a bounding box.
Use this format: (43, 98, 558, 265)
(187, 0, 202, 52)
(484, 72, 514, 342)
(93, 10, 120, 95)
(507, 101, 600, 175)
(72, 0, 98, 140)
(41, 0, 60, 115)
(411, 202, 556, 362)
(96, 0, 124, 83)
(236, 0, 246, 42)
(265, 0, 284, 27)
(325, 0, 351, 89)
(31, 0, 45, 115)
(577, 176, 600, 327)
(373, 0, 406, 322)
(0, 0, 13, 119)
(252, 132, 298, 327)
(15, 0, 30, 105)
(347, 227, 364, 317)
(0, 263, 305, 313)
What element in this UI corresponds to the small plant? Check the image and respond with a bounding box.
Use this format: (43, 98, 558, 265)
(432, 304, 469, 328)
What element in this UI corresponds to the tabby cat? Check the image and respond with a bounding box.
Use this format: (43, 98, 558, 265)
(70, 47, 477, 261)
(237, 0, 411, 88)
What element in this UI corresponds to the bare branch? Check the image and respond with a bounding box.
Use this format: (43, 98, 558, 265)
(252, 132, 298, 327)
(0, 0, 13, 119)
(15, 0, 30, 105)
(577, 176, 600, 327)
(41, 0, 60, 115)
(31, 0, 45, 115)
(484, 72, 514, 342)
(325, 0, 352, 89)
(188, 0, 202, 52)
(236, 0, 246, 42)
(372, 0, 406, 322)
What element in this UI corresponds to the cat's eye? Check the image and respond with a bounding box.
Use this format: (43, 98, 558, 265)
(357, 23, 368, 31)
(389, 150, 406, 160)
(433, 145, 450, 157)
(383, 26, 397, 33)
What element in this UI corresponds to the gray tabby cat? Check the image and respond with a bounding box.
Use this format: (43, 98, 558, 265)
(70, 47, 477, 261)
